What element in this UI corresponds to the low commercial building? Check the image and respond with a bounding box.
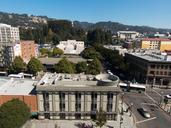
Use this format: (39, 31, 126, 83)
(125, 50, 171, 85)
(0, 77, 37, 112)
(57, 40, 84, 55)
(36, 73, 120, 120)
(141, 38, 171, 51)
(38, 57, 92, 71)
(117, 31, 139, 40)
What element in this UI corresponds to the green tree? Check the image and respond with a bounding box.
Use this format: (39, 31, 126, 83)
(87, 58, 102, 75)
(0, 99, 31, 128)
(39, 48, 52, 57)
(40, 48, 50, 55)
(76, 62, 88, 73)
(27, 57, 44, 75)
(81, 47, 102, 60)
(93, 108, 107, 128)
(8, 56, 26, 74)
(54, 58, 75, 73)
(87, 29, 112, 45)
(52, 47, 64, 56)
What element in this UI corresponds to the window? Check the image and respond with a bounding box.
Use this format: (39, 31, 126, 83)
(160, 71, 163, 75)
(150, 71, 154, 75)
(161, 65, 164, 69)
(164, 71, 167, 75)
(150, 65, 155, 69)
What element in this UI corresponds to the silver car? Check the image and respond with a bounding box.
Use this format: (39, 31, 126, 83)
(137, 107, 151, 118)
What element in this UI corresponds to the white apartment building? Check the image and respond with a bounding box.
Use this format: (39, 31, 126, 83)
(0, 23, 20, 43)
(57, 40, 84, 55)
(0, 23, 22, 67)
(117, 31, 139, 40)
(36, 73, 120, 120)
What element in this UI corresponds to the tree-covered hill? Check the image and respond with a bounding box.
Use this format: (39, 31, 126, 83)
(73, 21, 171, 34)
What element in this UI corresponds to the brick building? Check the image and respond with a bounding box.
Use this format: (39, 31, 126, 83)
(0, 77, 37, 112)
(125, 51, 171, 85)
(20, 40, 38, 63)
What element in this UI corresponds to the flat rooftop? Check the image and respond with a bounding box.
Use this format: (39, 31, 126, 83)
(36, 73, 120, 92)
(127, 52, 171, 63)
(39, 57, 92, 65)
(0, 77, 36, 95)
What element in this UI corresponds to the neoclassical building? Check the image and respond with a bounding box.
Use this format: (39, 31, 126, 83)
(36, 73, 120, 120)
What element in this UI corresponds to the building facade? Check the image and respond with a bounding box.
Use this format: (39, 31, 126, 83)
(0, 23, 20, 68)
(125, 51, 171, 85)
(0, 42, 21, 68)
(117, 31, 139, 40)
(36, 73, 120, 120)
(141, 38, 171, 51)
(0, 23, 20, 43)
(20, 40, 38, 63)
(57, 40, 84, 55)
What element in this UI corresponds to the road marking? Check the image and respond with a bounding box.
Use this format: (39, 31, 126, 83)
(152, 89, 162, 96)
(136, 117, 157, 124)
(141, 103, 157, 106)
(144, 92, 156, 103)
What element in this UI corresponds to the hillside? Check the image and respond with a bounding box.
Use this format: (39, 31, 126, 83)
(73, 21, 171, 34)
(0, 11, 171, 34)
(0, 11, 48, 29)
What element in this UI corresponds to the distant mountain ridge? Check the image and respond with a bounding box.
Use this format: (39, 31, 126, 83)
(73, 21, 171, 34)
(0, 11, 171, 33)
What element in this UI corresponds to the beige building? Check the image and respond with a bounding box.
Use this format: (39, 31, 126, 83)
(36, 73, 120, 120)
(141, 38, 171, 51)
(117, 31, 139, 40)
(57, 40, 84, 55)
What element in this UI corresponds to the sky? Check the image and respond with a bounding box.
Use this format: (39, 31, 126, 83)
(0, 0, 171, 28)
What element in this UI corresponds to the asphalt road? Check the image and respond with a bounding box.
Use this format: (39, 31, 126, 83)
(123, 92, 171, 128)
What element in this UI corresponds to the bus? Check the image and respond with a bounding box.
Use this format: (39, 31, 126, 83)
(119, 82, 146, 93)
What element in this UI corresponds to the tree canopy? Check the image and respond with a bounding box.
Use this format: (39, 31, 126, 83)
(81, 47, 102, 60)
(8, 56, 26, 74)
(93, 108, 107, 128)
(76, 61, 88, 73)
(52, 47, 64, 56)
(27, 57, 44, 75)
(54, 58, 75, 73)
(0, 99, 31, 128)
(87, 58, 102, 75)
(87, 29, 112, 45)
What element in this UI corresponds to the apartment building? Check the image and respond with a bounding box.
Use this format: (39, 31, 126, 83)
(117, 31, 139, 40)
(0, 23, 20, 43)
(20, 40, 38, 63)
(125, 50, 171, 85)
(0, 42, 21, 67)
(0, 23, 20, 67)
(141, 38, 171, 51)
(57, 40, 84, 55)
(36, 73, 120, 120)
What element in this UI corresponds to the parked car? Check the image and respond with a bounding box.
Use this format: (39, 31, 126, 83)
(164, 94, 171, 99)
(137, 107, 151, 118)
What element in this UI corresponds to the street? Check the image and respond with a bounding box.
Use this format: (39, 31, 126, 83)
(124, 90, 171, 128)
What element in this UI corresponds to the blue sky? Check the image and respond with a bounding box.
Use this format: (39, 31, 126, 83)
(0, 0, 171, 28)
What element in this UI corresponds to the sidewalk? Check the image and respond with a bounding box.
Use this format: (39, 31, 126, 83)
(23, 101, 136, 128)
